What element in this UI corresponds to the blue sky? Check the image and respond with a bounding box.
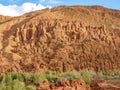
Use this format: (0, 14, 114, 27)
(0, 0, 120, 16)
(0, 0, 120, 9)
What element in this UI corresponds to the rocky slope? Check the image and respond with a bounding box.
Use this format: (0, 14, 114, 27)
(0, 6, 120, 75)
(91, 79, 120, 90)
(37, 79, 90, 90)
(36, 79, 120, 90)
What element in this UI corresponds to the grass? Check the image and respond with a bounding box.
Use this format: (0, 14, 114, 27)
(0, 70, 120, 90)
(96, 70, 120, 80)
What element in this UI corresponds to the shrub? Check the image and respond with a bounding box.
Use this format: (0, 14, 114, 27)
(0, 70, 120, 90)
(31, 73, 46, 83)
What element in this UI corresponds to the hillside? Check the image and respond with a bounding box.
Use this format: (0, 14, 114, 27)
(0, 5, 120, 75)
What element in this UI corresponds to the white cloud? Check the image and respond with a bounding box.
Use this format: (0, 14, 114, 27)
(0, 2, 47, 16)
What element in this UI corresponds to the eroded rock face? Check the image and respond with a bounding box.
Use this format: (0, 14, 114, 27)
(37, 79, 90, 90)
(0, 6, 120, 74)
(0, 15, 12, 24)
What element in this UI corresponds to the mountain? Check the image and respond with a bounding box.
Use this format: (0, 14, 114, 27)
(0, 6, 120, 75)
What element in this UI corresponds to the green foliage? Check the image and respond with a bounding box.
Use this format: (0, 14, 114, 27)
(31, 72, 46, 83)
(25, 85, 36, 90)
(0, 70, 120, 90)
(0, 72, 36, 90)
(96, 70, 120, 80)
(80, 70, 95, 84)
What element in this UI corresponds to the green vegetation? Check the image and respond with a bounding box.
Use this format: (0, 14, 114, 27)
(0, 70, 120, 90)
(96, 70, 120, 80)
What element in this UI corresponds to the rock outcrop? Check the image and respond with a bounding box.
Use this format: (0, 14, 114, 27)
(0, 6, 120, 74)
(91, 79, 120, 90)
(37, 79, 90, 90)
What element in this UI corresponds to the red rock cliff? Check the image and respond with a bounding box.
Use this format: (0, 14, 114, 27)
(0, 6, 120, 74)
